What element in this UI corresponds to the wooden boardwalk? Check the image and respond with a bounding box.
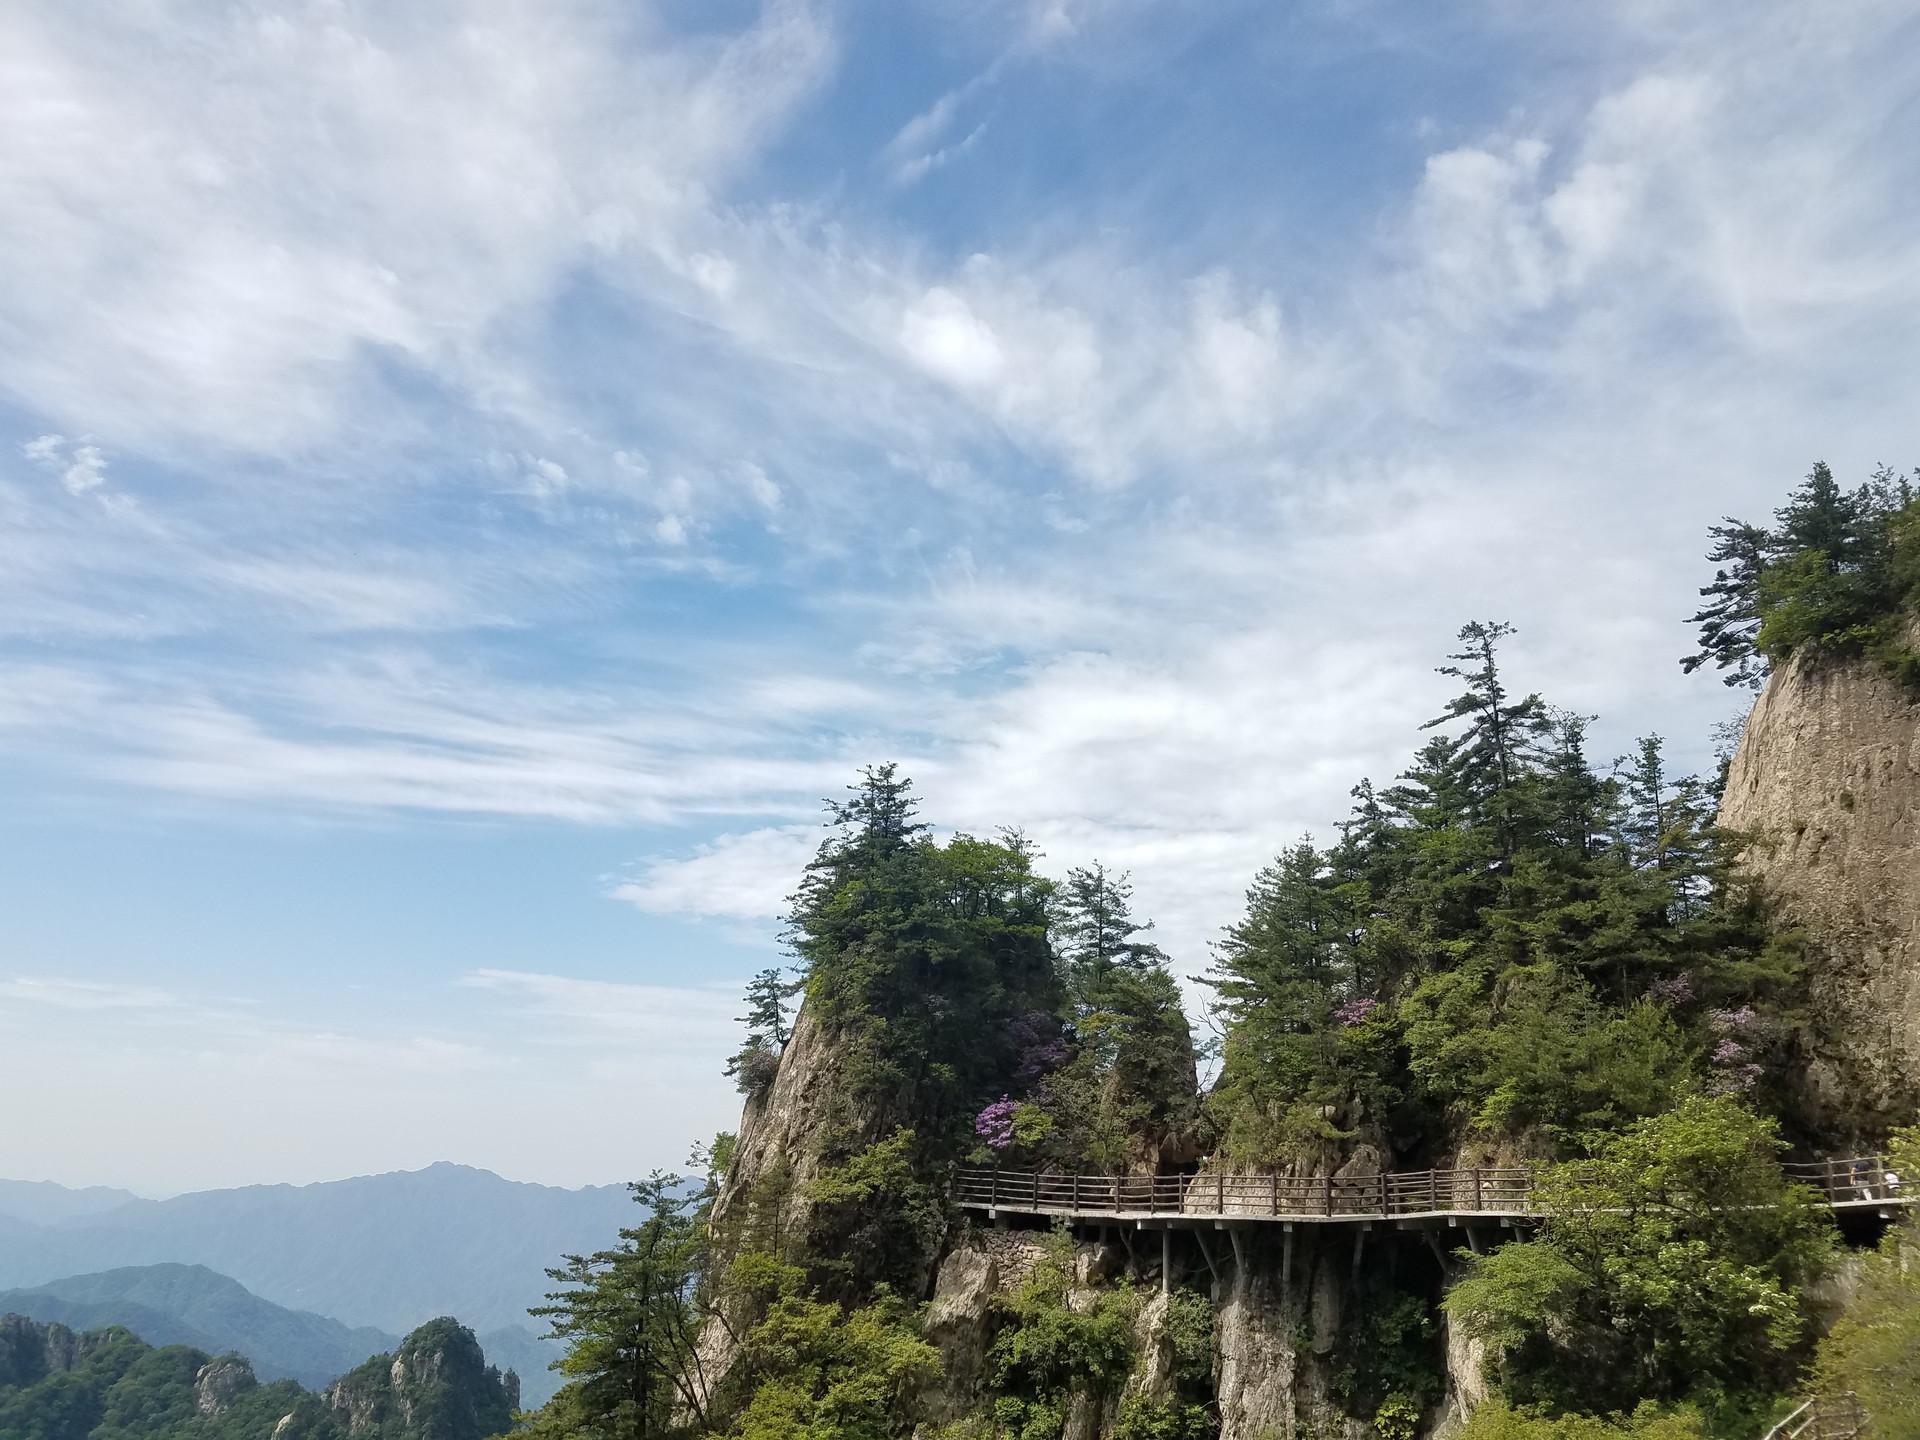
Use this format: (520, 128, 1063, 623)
(953, 1156, 1911, 1227)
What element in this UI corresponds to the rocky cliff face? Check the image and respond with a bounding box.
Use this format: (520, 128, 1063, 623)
(1719, 628, 1920, 1135)
(692, 1002, 882, 1399)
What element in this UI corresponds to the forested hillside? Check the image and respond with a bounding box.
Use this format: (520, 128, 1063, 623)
(0, 1265, 397, 1390)
(0, 1313, 516, 1440)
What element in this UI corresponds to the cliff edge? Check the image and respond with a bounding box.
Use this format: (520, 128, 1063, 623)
(1720, 625, 1920, 1134)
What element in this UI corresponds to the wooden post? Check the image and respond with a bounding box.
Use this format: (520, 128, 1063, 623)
(1377, 1171, 1389, 1217)
(1072, 1172, 1080, 1211)
(1472, 1168, 1483, 1211)
(1217, 1168, 1226, 1214)
(1427, 1169, 1439, 1213)
(1271, 1171, 1279, 1217)
(1323, 1174, 1333, 1217)
(991, 1164, 1000, 1206)
(1826, 1158, 1838, 1202)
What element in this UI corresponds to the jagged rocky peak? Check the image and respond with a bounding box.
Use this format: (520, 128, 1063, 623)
(0, 1314, 122, 1387)
(193, 1354, 256, 1416)
(325, 1317, 516, 1440)
(1720, 620, 1920, 1134)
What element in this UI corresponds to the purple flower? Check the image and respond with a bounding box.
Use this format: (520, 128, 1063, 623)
(1644, 974, 1695, 1006)
(1712, 1037, 1748, 1066)
(1708, 1005, 1759, 1034)
(1008, 1011, 1070, 1084)
(1334, 997, 1379, 1027)
(1709, 1063, 1764, 1095)
(975, 1097, 1019, 1150)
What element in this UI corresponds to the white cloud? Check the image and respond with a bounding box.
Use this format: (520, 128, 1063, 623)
(0, 977, 182, 1011)
(901, 286, 1008, 389)
(461, 968, 741, 1052)
(21, 434, 109, 496)
(612, 826, 822, 922)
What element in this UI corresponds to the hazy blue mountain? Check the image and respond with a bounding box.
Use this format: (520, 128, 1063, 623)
(0, 1263, 396, 1388)
(0, 1163, 634, 1341)
(0, 1179, 141, 1228)
(0, 1262, 567, 1405)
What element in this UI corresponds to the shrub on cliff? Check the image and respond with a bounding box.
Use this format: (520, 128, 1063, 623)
(1445, 1096, 1833, 1417)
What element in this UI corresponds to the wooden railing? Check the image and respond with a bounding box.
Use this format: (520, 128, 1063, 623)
(951, 1156, 1904, 1223)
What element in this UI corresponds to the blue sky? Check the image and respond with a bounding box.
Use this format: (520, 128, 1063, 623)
(3, 0, 1917, 1194)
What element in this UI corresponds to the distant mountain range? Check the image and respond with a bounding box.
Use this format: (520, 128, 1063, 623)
(0, 1179, 143, 1227)
(0, 1262, 567, 1406)
(0, 1162, 633, 1335)
(0, 1263, 395, 1389)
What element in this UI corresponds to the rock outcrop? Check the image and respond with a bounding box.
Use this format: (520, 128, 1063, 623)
(193, 1353, 255, 1415)
(325, 1317, 515, 1440)
(1720, 629, 1920, 1134)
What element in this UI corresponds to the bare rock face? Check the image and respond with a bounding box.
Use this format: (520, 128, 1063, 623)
(921, 1244, 1001, 1422)
(1434, 1307, 1491, 1440)
(193, 1355, 255, 1416)
(692, 1002, 877, 1401)
(1213, 1231, 1368, 1440)
(1719, 632, 1920, 1134)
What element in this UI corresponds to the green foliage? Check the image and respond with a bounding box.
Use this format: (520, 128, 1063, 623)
(1813, 1126, 1920, 1434)
(1206, 621, 1800, 1161)
(1113, 1397, 1217, 1440)
(1458, 1399, 1708, 1440)
(788, 766, 1061, 1167)
(1684, 461, 1920, 687)
(986, 1236, 1140, 1440)
(1445, 1097, 1834, 1414)
(530, 1172, 709, 1438)
(728, 969, 803, 1097)
(800, 1131, 945, 1293)
(1330, 1289, 1442, 1434)
(724, 1258, 940, 1440)
(0, 1316, 482, 1440)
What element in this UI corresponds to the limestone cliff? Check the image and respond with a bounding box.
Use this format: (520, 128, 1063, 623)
(693, 1001, 906, 1399)
(1719, 626, 1920, 1134)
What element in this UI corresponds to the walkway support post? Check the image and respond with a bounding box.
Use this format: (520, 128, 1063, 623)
(1161, 1227, 1171, 1296)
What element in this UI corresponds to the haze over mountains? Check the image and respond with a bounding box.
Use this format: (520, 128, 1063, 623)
(0, 1162, 637, 1409)
(0, 1162, 633, 1334)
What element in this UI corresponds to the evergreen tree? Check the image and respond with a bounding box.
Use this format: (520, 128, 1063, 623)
(529, 1174, 710, 1440)
(725, 968, 803, 1095)
(1052, 863, 1165, 1009)
(1422, 621, 1550, 863)
(1682, 519, 1774, 688)
(1683, 460, 1920, 686)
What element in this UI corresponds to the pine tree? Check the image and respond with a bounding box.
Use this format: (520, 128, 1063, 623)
(1682, 518, 1773, 688)
(1422, 621, 1550, 864)
(529, 1174, 710, 1440)
(1051, 862, 1165, 1009)
(739, 966, 800, 1047)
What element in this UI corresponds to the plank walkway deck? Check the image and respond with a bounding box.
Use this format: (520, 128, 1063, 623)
(953, 1157, 1913, 1227)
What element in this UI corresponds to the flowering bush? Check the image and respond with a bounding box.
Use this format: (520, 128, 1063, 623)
(1007, 1010, 1070, 1085)
(1335, 997, 1379, 1027)
(975, 1097, 1020, 1150)
(1643, 974, 1695, 1007)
